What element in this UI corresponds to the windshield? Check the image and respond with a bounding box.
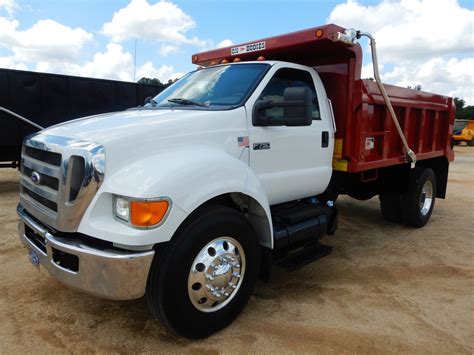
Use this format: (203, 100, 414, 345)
(151, 63, 270, 109)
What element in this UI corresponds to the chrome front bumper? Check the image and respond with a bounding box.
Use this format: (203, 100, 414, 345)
(17, 204, 155, 300)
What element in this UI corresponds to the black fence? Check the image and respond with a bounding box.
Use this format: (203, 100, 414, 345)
(0, 68, 165, 166)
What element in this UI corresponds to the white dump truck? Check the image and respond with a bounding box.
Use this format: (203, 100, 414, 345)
(17, 24, 455, 338)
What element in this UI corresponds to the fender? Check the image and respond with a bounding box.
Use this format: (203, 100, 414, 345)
(78, 146, 273, 248)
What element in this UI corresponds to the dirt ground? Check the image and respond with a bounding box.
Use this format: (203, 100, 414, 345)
(0, 147, 473, 354)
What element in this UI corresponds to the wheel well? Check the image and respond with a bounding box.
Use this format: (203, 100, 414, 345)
(327, 156, 450, 200)
(182, 193, 273, 249)
(416, 156, 449, 199)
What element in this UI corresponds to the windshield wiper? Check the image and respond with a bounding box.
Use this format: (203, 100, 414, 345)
(168, 98, 208, 107)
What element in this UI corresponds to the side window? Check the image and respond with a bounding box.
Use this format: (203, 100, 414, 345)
(258, 68, 320, 120)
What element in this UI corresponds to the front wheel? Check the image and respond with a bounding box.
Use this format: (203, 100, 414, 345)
(146, 205, 260, 339)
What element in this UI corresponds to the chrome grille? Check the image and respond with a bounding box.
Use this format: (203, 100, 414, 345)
(20, 134, 105, 232)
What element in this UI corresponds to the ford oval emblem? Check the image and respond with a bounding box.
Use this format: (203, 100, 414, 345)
(30, 171, 41, 185)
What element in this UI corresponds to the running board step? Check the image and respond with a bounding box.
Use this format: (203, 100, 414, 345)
(274, 243, 333, 271)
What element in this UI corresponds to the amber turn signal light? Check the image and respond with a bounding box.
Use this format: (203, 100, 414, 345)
(315, 29, 324, 38)
(130, 200, 169, 227)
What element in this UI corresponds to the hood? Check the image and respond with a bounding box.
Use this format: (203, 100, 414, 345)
(39, 107, 248, 174)
(45, 108, 215, 144)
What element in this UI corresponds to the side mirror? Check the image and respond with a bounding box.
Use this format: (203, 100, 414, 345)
(144, 96, 158, 107)
(144, 96, 153, 105)
(252, 87, 313, 127)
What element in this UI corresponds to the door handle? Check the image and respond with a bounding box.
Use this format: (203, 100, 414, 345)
(322, 131, 329, 148)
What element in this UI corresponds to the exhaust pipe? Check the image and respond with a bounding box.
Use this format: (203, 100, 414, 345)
(333, 29, 417, 167)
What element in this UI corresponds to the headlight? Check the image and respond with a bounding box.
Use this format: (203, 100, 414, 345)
(114, 197, 130, 221)
(113, 195, 171, 228)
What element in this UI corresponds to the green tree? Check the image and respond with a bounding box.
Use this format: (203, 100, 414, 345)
(454, 97, 465, 112)
(457, 105, 474, 120)
(137, 77, 170, 89)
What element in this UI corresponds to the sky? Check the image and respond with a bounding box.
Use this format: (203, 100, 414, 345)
(0, 0, 473, 103)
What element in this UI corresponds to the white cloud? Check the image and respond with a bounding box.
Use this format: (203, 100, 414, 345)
(0, 7, 182, 84)
(0, 0, 17, 16)
(0, 55, 26, 70)
(136, 61, 180, 82)
(381, 57, 474, 104)
(77, 43, 134, 81)
(34, 43, 180, 83)
(328, 0, 474, 62)
(159, 43, 179, 56)
(0, 18, 93, 63)
(361, 62, 384, 80)
(328, 0, 474, 103)
(102, 0, 203, 47)
(217, 39, 233, 48)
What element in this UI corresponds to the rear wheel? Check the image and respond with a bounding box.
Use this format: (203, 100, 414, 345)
(468, 140, 474, 147)
(400, 167, 436, 227)
(146, 205, 260, 339)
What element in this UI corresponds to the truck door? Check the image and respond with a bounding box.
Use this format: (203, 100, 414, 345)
(247, 65, 333, 205)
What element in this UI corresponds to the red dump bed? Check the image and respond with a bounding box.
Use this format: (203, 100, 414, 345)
(193, 24, 455, 173)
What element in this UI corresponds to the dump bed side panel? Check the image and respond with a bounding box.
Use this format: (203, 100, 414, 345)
(331, 79, 455, 173)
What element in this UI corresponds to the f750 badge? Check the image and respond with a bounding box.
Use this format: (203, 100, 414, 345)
(253, 142, 270, 150)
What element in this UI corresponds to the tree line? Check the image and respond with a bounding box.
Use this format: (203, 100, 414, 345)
(137, 77, 177, 89)
(454, 98, 473, 120)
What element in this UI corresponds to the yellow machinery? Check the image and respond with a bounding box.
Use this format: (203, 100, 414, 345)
(453, 120, 474, 146)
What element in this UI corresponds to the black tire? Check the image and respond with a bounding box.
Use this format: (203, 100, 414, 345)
(379, 193, 401, 223)
(146, 205, 260, 339)
(468, 140, 474, 147)
(400, 167, 436, 228)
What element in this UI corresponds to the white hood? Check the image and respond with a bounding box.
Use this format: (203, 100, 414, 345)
(46, 109, 216, 144)
(41, 107, 248, 174)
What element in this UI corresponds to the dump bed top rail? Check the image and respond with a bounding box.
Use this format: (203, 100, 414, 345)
(192, 23, 362, 78)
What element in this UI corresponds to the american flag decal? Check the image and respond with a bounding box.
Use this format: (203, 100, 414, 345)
(237, 136, 249, 147)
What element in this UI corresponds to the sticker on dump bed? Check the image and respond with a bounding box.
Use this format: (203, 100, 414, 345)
(231, 41, 266, 56)
(365, 137, 375, 150)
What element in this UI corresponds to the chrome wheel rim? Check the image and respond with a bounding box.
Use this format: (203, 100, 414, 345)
(420, 180, 433, 216)
(188, 237, 245, 313)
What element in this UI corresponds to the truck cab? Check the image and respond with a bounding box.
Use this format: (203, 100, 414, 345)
(17, 24, 454, 339)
